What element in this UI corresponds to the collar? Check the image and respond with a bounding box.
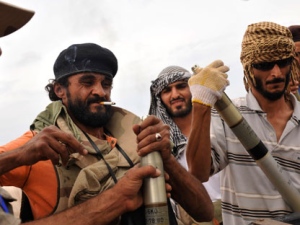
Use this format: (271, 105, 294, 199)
(245, 90, 300, 122)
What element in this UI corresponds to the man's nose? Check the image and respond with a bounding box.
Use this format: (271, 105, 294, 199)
(270, 64, 282, 77)
(92, 83, 106, 96)
(171, 88, 180, 98)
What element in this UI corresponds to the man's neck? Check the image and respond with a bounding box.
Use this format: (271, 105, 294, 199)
(81, 126, 105, 139)
(70, 118, 105, 139)
(252, 89, 293, 141)
(252, 89, 293, 114)
(172, 112, 192, 138)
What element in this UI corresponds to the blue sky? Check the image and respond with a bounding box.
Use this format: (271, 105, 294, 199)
(0, 0, 299, 144)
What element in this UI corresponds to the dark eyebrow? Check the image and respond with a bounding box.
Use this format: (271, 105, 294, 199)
(162, 86, 171, 92)
(78, 74, 97, 82)
(176, 81, 188, 86)
(104, 76, 113, 82)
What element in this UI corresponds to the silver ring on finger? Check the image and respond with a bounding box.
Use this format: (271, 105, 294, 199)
(155, 133, 162, 141)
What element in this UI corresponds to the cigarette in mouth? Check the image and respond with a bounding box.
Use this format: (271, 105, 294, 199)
(100, 102, 116, 105)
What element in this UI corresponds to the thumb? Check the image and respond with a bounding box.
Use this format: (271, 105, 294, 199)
(191, 64, 202, 74)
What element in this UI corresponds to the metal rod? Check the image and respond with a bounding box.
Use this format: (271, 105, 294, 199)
(141, 116, 170, 225)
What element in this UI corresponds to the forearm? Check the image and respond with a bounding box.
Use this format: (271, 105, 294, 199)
(186, 103, 212, 181)
(164, 156, 214, 222)
(0, 131, 33, 175)
(0, 148, 26, 175)
(23, 186, 127, 225)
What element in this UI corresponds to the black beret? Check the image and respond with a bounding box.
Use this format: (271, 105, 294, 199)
(288, 25, 300, 42)
(53, 43, 118, 80)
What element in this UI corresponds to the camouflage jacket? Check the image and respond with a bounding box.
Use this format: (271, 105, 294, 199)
(30, 101, 141, 222)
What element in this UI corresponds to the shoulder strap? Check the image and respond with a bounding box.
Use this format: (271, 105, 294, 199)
(104, 128, 134, 168)
(82, 131, 118, 184)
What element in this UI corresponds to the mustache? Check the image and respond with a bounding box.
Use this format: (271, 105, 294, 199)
(170, 97, 185, 104)
(87, 96, 107, 105)
(266, 78, 285, 84)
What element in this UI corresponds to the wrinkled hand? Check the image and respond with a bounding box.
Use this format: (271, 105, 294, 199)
(115, 165, 160, 211)
(132, 115, 172, 163)
(189, 60, 230, 107)
(20, 125, 87, 166)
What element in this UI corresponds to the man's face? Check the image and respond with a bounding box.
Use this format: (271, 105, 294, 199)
(251, 58, 292, 101)
(160, 80, 192, 117)
(60, 72, 113, 128)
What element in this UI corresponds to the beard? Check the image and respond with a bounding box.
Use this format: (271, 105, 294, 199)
(164, 98, 192, 118)
(254, 72, 290, 101)
(66, 91, 113, 128)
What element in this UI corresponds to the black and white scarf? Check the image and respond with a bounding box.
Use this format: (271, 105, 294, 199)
(149, 66, 191, 159)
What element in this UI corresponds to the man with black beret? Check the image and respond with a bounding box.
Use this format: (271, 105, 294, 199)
(1, 41, 214, 224)
(0, 2, 163, 225)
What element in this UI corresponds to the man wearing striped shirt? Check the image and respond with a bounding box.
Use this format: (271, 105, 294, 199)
(186, 21, 300, 225)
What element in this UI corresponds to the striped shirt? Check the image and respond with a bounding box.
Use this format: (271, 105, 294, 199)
(210, 90, 300, 225)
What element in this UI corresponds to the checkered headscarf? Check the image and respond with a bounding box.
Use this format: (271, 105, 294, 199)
(240, 21, 299, 92)
(149, 66, 192, 158)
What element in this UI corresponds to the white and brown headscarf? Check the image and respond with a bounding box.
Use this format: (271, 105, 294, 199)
(240, 21, 299, 93)
(149, 66, 191, 158)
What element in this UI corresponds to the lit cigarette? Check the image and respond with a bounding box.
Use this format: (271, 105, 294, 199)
(100, 102, 116, 105)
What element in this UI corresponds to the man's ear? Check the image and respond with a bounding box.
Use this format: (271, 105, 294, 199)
(54, 83, 65, 99)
